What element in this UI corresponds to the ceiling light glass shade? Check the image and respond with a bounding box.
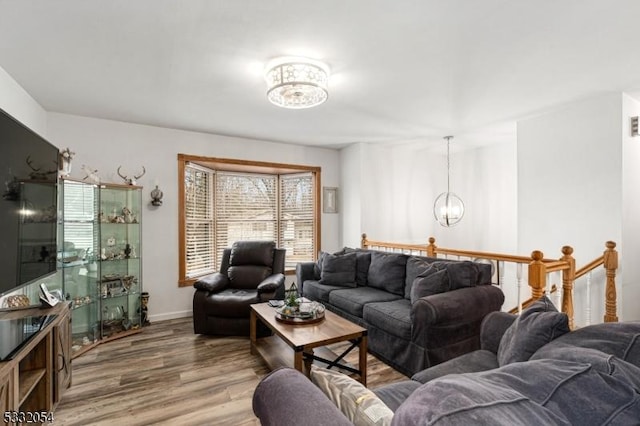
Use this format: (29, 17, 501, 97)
(433, 191, 465, 227)
(265, 57, 329, 109)
(433, 136, 464, 227)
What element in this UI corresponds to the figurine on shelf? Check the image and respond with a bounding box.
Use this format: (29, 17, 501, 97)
(122, 206, 134, 224)
(124, 243, 132, 259)
(140, 292, 150, 326)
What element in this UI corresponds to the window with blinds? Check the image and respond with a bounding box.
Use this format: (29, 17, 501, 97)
(181, 160, 317, 280)
(184, 164, 215, 278)
(280, 173, 314, 269)
(215, 172, 277, 263)
(61, 181, 98, 254)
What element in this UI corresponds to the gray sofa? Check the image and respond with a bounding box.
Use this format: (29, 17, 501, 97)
(253, 298, 640, 425)
(296, 248, 505, 376)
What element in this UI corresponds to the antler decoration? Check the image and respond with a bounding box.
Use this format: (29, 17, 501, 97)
(26, 155, 58, 180)
(117, 166, 146, 185)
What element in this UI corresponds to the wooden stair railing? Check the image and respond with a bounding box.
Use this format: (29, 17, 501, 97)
(360, 233, 619, 328)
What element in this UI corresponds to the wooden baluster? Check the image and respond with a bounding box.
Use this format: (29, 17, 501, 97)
(361, 233, 368, 249)
(603, 241, 619, 322)
(516, 263, 523, 314)
(498, 261, 505, 289)
(528, 250, 546, 300)
(560, 246, 575, 329)
(427, 237, 436, 257)
(553, 271, 562, 310)
(586, 271, 592, 326)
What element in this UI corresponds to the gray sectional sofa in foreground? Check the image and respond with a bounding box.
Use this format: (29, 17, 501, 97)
(296, 248, 505, 376)
(253, 298, 640, 425)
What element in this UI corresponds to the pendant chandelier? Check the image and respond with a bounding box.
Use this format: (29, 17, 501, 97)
(264, 57, 330, 109)
(433, 136, 465, 227)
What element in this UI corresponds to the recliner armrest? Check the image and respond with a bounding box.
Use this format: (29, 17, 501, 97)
(193, 272, 229, 292)
(257, 273, 285, 295)
(480, 311, 517, 354)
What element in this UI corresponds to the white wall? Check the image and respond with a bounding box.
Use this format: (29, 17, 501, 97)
(340, 143, 363, 247)
(621, 94, 640, 321)
(46, 113, 341, 322)
(517, 93, 624, 323)
(0, 65, 47, 137)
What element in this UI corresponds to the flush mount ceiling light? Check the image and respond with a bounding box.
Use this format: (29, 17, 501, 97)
(264, 57, 330, 109)
(433, 136, 465, 227)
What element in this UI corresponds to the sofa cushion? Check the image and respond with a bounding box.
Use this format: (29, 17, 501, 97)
(319, 252, 357, 287)
(373, 380, 422, 412)
(303, 280, 345, 303)
(313, 251, 328, 279)
(310, 366, 394, 426)
(367, 252, 407, 296)
(405, 256, 435, 299)
(363, 299, 412, 340)
(530, 321, 640, 368)
(410, 269, 448, 304)
(497, 296, 570, 366)
(329, 287, 402, 318)
(393, 358, 640, 425)
(411, 349, 499, 384)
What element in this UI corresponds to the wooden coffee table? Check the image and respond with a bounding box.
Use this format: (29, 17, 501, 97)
(250, 302, 368, 385)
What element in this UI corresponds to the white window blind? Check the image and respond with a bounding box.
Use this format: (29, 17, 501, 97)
(184, 164, 215, 278)
(279, 173, 314, 269)
(62, 181, 98, 254)
(214, 172, 277, 263)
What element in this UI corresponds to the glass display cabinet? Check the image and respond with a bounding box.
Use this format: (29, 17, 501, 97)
(58, 178, 100, 357)
(59, 179, 143, 357)
(98, 183, 143, 339)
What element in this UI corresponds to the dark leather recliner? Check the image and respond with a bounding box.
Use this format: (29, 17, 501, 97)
(192, 240, 286, 335)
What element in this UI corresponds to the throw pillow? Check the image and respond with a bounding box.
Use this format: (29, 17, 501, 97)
(314, 250, 328, 279)
(497, 296, 570, 366)
(343, 247, 372, 286)
(367, 252, 408, 296)
(311, 366, 394, 426)
(410, 268, 449, 304)
(319, 252, 357, 287)
(431, 261, 480, 290)
(405, 257, 435, 299)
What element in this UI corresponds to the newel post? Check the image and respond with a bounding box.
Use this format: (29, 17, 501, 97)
(560, 246, 575, 329)
(427, 237, 437, 257)
(361, 233, 368, 250)
(603, 241, 619, 323)
(528, 250, 546, 300)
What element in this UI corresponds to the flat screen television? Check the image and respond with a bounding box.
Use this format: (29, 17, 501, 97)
(0, 108, 59, 297)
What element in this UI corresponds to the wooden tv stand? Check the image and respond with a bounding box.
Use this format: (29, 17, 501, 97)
(0, 303, 71, 424)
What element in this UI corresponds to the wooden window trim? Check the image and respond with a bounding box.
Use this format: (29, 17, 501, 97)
(178, 154, 321, 287)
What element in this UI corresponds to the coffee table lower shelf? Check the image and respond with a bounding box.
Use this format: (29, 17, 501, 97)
(252, 336, 357, 377)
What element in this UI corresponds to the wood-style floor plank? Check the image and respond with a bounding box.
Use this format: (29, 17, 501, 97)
(53, 317, 407, 425)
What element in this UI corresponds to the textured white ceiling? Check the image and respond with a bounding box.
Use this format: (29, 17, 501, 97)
(1, 0, 639, 149)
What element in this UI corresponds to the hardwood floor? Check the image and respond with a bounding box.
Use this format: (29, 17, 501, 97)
(54, 317, 408, 425)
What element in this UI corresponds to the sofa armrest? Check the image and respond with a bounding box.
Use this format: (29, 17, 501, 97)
(296, 262, 316, 296)
(480, 311, 517, 354)
(257, 273, 285, 297)
(252, 368, 352, 426)
(193, 272, 229, 293)
(411, 285, 504, 347)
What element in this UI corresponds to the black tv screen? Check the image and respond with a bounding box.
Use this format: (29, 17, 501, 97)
(0, 108, 58, 297)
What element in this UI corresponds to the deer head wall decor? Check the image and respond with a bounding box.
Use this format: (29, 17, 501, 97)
(26, 156, 57, 180)
(59, 147, 75, 177)
(117, 166, 146, 185)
